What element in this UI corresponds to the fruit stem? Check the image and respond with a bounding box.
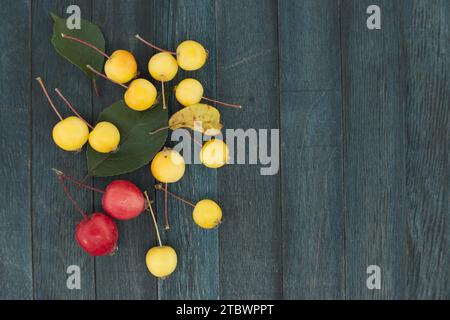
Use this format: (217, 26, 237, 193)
(54, 88, 94, 130)
(92, 79, 100, 97)
(86, 65, 129, 89)
(202, 96, 242, 109)
(149, 126, 170, 135)
(155, 183, 195, 208)
(56, 175, 88, 219)
(161, 81, 167, 109)
(164, 183, 169, 230)
(144, 191, 163, 247)
(76, 174, 90, 191)
(61, 33, 110, 59)
(52, 169, 105, 194)
(35, 77, 63, 121)
(134, 34, 176, 55)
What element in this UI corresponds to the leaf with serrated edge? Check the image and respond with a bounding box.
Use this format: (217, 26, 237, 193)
(87, 99, 168, 177)
(169, 103, 223, 136)
(50, 12, 105, 81)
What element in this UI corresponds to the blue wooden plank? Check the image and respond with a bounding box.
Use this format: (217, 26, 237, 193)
(281, 92, 344, 299)
(280, 0, 342, 92)
(91, 0, 158, 300)
(216, 0, 282, 299)
(2, 0, 447, 300)
(31, 0, 95, 299)
(341, 0, 407, 299)
(401, 0, 450, 299)
(279, 0, 344, 299)
(154, 0, 220, 300)
(0, 0, 33, 299)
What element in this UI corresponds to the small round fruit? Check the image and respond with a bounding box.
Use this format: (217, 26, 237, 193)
(104, 50, 138, 83)
(124, 79, 157, 111)
(193, 199, 222, 229)
(102, 180, 145, 220)
(200, 139, 229, 168)
(148, 52, 178, 82)
(89, 121, 120, 153)
(52, 116, 89, 151)
(145, 246, 177, 278)
(151, 149, 185, 183)
(176, 40, 207, 71)
(76, 213, 118, 256)
(175, 78, 203, 106)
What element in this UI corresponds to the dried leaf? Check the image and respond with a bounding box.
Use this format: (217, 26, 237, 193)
(169, 104, 223, 136)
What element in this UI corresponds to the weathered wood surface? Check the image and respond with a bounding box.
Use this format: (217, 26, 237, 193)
(279, 0, 344, 299)
(0, 0, 33, 299)
(341, 0, 407, 299)
(216, 0, 282, 299)
(401, 0, 449, 299)
(0, 0, 448, 299)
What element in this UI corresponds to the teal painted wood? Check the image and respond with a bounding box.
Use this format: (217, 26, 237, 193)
(280, 0, 342, 91)
(0, 0, 33, 300)
(216, 0, 282, 299)
(155, 0, 220, 300)
(91, 0, 158, 300)
(279, 0, 344, 300)
(31, 0, 96, 299)
(2, 0, 449, 300)
(341, 0, 407, 299)
(401, 0, 450, 299)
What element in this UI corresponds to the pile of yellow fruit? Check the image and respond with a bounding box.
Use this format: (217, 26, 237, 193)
(39, 28, 241, 279)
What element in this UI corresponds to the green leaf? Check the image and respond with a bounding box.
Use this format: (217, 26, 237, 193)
(87, 99, 168, 177)
(50, 12, 105, 81)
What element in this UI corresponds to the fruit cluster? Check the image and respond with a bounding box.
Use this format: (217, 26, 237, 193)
(38, 28, 240, 279)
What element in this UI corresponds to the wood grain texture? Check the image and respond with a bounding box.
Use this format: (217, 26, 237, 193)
(401, 0, 450, 299)
(0, 0, 33, 299)
(91, 0, 158, 300)
(216, 0, 282, 299)
(31, 0, 95, 299)
(155, 0, 220, 300)
(280, 0, 342, 92)
(341, 0, 407, 299)
(279, 0, 344, 299)
(1, 0, 449, 300)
